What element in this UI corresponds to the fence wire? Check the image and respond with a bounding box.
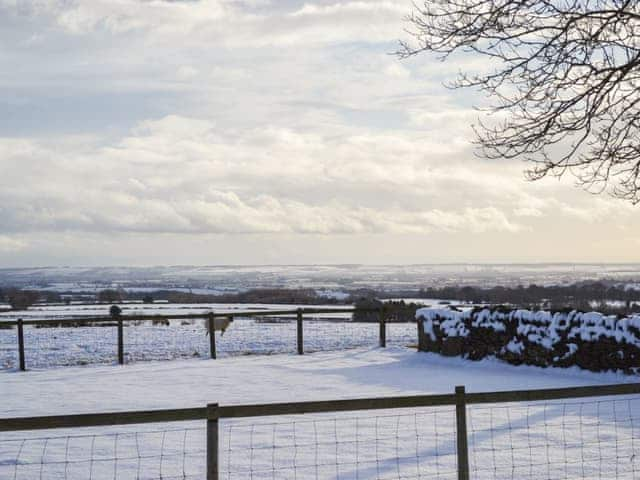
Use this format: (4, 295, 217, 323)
(467, 397, 640, 480)
(1, 319, 417, 370)
(385, 323, 418, 348)
(1, 323, 119, 369)
(0, 425, 205, 480)
(221, 408, 458, 480)
(1, 395, 639, 480)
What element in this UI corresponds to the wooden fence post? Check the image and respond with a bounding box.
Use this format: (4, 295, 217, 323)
(455, 385, 470, 480)
(17, 318, 25, 371)
(111, 308, 124, 365)
(208, 313, 217, 359)
(207, 403, 219, 480)
(379, 308, 386, 348)
(297, 308, 304, 355)
(417, 318, 425, 351)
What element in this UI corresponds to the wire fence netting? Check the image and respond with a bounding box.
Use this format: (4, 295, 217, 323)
(0, 425, 205, 480)
(467, 396, 640, 480)
(221, 409, 457, 480)
(2, 395, 639, 480)
(1, 320, 417, 370)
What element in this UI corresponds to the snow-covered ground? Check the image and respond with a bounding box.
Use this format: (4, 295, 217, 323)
(1, 347, 638, 479)
(0, 303, 419, 369)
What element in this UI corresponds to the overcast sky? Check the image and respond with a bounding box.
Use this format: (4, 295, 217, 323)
(0, 0, 638, 267)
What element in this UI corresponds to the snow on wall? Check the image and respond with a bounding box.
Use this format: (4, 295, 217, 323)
(416, 307, 640, 374)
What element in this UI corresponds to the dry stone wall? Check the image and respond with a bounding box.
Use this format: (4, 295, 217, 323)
(416, 307, 640, 374)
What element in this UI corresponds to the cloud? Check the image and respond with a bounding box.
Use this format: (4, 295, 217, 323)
(2, 0, 408, 48)
(0, 235, 27, 252)
(0, 0, 638, 265)
(0, 115, 528, 236)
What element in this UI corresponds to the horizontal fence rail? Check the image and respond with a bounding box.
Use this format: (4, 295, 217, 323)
(1, 307, 400, 370)
(0, 307, 380, 327)
(1, 383, 639, 480)
(2, 383, 639, 432)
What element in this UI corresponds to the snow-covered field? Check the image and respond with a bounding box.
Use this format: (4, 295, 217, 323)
(1, 318, 417, 370)
(0, 303, 421, 369)
(1, 347, 638, 479)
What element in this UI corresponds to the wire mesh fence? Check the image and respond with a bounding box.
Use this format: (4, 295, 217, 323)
(221, 409, 457, 480)
(303, 321, 379, 353)
(467, 397, 640, 480)
(0, 425, 205, 480)
(385, 323, 418, 348)
(1, 312, 415, 370)
(2, 384, 639, 480)
(1, 323, 120, 369)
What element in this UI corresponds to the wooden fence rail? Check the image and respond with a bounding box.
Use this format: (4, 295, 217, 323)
(1, 382, 639, 480)
(1, 307, 386, 370)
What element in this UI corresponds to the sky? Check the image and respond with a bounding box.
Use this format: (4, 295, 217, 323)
(0, 0, 638, 267)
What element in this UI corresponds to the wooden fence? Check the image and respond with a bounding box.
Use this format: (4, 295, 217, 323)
(1, 382, 639, 480)
(0, 307, 388, 370)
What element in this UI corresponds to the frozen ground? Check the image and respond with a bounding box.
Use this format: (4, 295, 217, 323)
(1, 347, 638, 479)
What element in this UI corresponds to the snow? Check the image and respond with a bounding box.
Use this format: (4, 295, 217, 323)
(416, 306, 640, 351)
(417, 308, 469, 340)
(1, 319, 418, 369)
(315, 289, 350, 301)
(1, 346, 634, 417)
(1, 347, 638, 479)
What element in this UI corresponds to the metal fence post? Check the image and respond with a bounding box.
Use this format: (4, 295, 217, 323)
(207, 403, 219, 480)
(379, 308, 386, 348)
(208, 313, 217, 359)
(17, 318, 25, 371)
(455, 385, 470, 480)
(297, 308, 304, 355)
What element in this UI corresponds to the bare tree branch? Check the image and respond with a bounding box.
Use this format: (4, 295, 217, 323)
(399, 0, 640, 203)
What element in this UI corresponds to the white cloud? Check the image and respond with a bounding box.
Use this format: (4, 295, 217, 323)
(0, 0, 638, 264)
(0, 116, 528, 235)
(0, 235, 27, 252)
(384, 62, 411, 78)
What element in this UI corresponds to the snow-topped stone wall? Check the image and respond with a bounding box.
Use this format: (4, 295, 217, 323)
(416, 307, 640, 374)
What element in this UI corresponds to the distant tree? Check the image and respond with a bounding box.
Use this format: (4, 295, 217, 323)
(352, 297, 383, 322)
(142, 294, 154, 304)
(98, 289, 126, 303)
(42, 291, 62, 303)
(400, 1, 640, 202)
(6, 289, 40, 311)
(109, 305, 122, 318)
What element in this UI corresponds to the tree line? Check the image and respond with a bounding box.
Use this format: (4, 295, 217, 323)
(2, 282, 640, 314)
